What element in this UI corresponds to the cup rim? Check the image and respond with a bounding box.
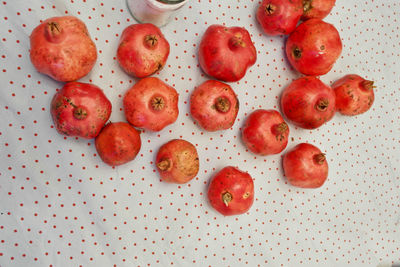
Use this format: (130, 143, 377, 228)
(156, 0, 186, 3)
(146, 0, 189, 10)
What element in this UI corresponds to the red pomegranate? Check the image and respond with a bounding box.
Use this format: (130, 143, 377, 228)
(286, 19, 342, 76)
(50, 82, 111, 139)
(280, 76, 336, 129)
(332, 74, 375, 116)
(198, 25, 257, 82)
(30, 16, 97, 82)
(95, 122, 141, 166)
(156, 139, 199, 184)
(117, 23, 170, 78)
(207, 166, 254, 216)
(123, 77, 179, 132)
(257, 0, 303, 35)
(242, 109, 289, 155)
(283, 143, 328, 188)
(302, 0, 336, 20)
(190, 80, 239, 132)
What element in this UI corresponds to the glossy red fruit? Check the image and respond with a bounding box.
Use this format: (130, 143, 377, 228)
(117, 23, 170, 78)
(30, 16, 97, 82)
(283, 143, 328, 188)
(190, 80, 239, 131)
(286, 19, 342, 76)
(207, 166, 254, 216)
(198, 25, 257, 82)
(302, 0, 336, 20)
(123, 77, 179, 132)
(281, 76, 335, 129)
(242, 109, 289, 155)
(156, 139, 199, 184)
(95, 122, 141, 166)
(332, 74, 375, 116)
(256, 0, 303, 36)
(50, 82, 111, 139)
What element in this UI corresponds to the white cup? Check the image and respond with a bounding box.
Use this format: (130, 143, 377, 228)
(127, 0, 190, 27)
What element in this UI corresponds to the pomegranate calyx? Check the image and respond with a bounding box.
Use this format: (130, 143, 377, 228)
(292, 47, 302, 59)
(315, 98, 329, 112)
(73, 107, 88, 120)
(229, 35, 246, 49)
(222, 192, 233, 207)
(144, 35, 158, 49)
(313, 153, 326, 165)
(215, 97, 230, 113)
(361, 80, 376, 91)
(157, 158, 172, 171)
(150, 96, 165, 111)
(45, 21, 64, 43)
(265, 4, 277, 15)
(272, 122, 288, 141)
(303, 0, 313, 13)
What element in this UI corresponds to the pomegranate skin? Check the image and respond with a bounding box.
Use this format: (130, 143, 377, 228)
(95, 122, 142, 166)
(123, 77, 179, 132)
(302, 0, 336, 20)
(256, 0, 303, 36)
(198, 25, 257, 82)
(50, 82, 111, 139)
(156, 139, 199, 184)
(117, 23, 170, 78)
(283, 143, 328, 188)
(280, 76, 336, 129)
(207, 166, 254, 216)
(332, 74, 375, 116)
(242, 109, 290, 155)
(285, 19, 342, 76)
(190, 80, 239, 132)
(30, 16, 97, 82)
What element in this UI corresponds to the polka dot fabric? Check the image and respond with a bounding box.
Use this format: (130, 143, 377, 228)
(1, 0, 399, 266)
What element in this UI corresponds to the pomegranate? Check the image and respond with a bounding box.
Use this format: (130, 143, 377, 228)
(286, 19, 342, 76)
(242, 109, 289, 155)
(281, 76, 335, 129)
(190, 80, 239, 132)
(283, 143, 328, 188)
(198, 25, 257, 82)
(256, 0, 303, 36)
(302, 0, 336, 20)
(156, 139, 199, 184)
(123, 77, 179, 132)
(95, 122, 141, 166)
(117, 23, 170, 78)
(50, 82, 111, 139)
(30, 16, 97, 82)
(332, 74, 375, 116)
(207, 166, 254, 216)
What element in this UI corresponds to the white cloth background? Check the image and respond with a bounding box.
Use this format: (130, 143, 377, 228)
(0, 0, 399, 266)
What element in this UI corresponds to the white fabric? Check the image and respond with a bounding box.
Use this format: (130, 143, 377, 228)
(0, 0, 399, 266)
